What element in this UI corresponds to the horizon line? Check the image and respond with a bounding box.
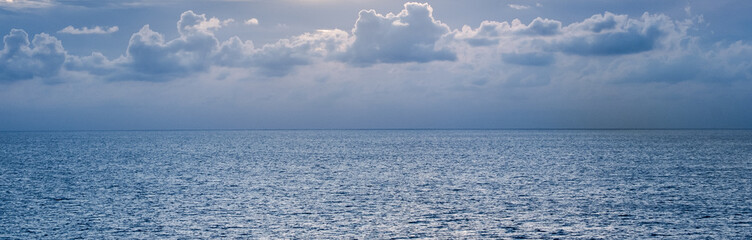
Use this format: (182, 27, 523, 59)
(2, 127, 752, 132)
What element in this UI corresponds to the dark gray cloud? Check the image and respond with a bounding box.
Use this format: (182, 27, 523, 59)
(556, 31, 660, 56)
(556, 12, 671, 56)
(0, 29, 66, 81)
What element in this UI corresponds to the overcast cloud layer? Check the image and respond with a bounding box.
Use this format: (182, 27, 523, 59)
(1, 1, 751, 130)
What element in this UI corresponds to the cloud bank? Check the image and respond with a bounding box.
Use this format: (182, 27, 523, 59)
(1, 2, 752, 129)
(2, 2, 750, 84)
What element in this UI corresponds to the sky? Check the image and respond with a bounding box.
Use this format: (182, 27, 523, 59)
(1, 0, 751, 130)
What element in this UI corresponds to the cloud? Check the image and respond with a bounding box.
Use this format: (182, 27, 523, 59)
(214, 28, 349, 77)
(446, 8, 749, 85)
(340, 2, 456, 66)
(6, 2, 752, 87)
(454, 11, 679, 59)
(66, 11, 226, 81)
(67, 3, 461, 80)
(50, 4, 683, 82)
(177, 10, 232, 35)
(3, 2, 752, 131)
(245, 18, 259, 25)
(568, 11, 626, 33)
(555, 12, 674, 56)
(247, 29, 349, 76)
(508, 3, 544, 10)
(522, 18, 562, 36)
(508, 4, 529, 10)
(64, 51, 116, 76)
(453, 17, 562, 47)
(0, 29, 66, 81)
(119, 11, 224, 80)
(2, 0, 164, 9)
(67, 10, 347, 80)
(214, 36, 255, 67)
(0, 0, 54, 10)
(128, 25, 214, 77)
(58, 25, 119, 34)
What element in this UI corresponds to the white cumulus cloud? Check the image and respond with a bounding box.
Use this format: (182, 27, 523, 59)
(245, 18, 259, 25)
(340, 2, 456, 66)
(0, 29, 66, 81)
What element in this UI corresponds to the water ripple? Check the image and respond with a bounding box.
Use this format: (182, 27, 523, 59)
(1, 130, 751, 238)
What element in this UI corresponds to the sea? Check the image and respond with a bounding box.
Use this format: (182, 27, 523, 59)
(1, 130, 751, 239)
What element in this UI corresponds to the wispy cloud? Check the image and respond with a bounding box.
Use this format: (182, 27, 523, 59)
(508, 4, 530, 10)
(0, 0, 54, 10)
(58, 25, 119, 34)
(1, 0, 169, 10)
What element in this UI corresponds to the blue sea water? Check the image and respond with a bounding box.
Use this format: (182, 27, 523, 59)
(1, 130, 751, 239)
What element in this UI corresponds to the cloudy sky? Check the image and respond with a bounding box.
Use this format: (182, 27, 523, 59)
(1, 0, 751, 130)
